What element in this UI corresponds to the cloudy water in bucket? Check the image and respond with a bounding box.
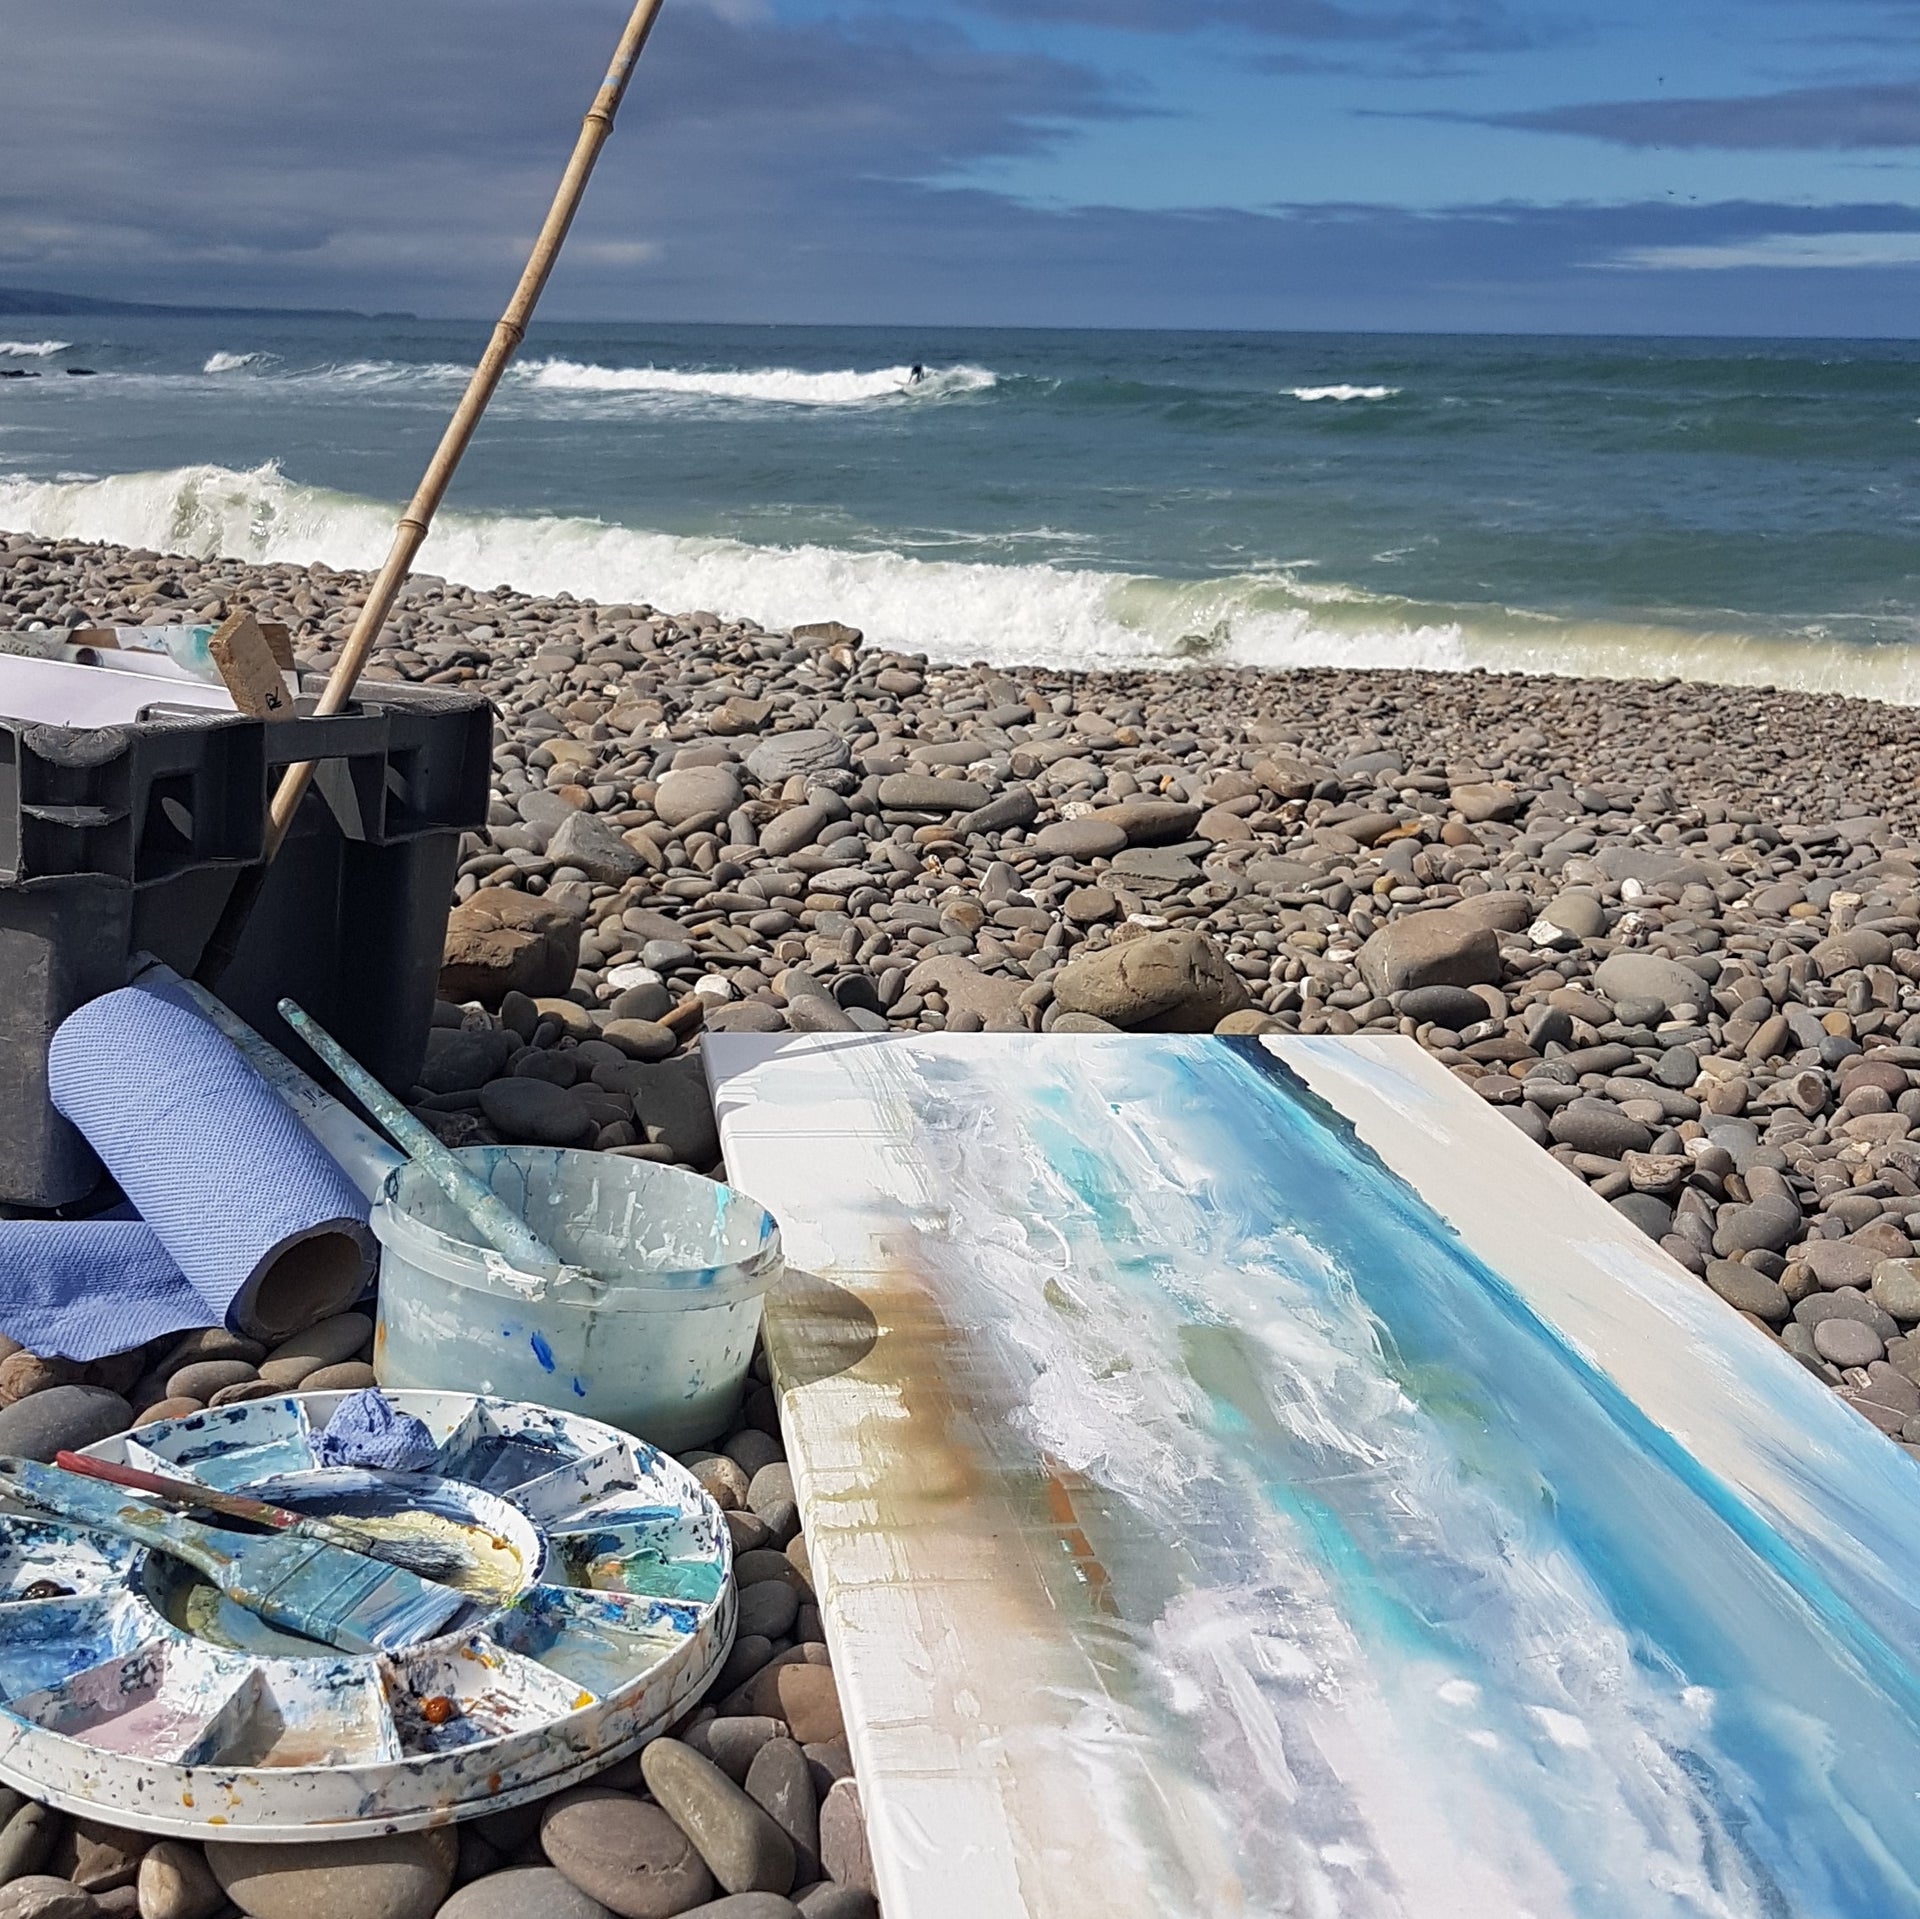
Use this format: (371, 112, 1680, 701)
(3, 316, 1919, 697)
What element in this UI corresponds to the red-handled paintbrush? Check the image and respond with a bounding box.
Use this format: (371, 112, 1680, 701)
(54, 1451, 465, 1582)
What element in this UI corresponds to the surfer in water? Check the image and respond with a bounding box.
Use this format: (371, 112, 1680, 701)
(907, 363, 926, 388)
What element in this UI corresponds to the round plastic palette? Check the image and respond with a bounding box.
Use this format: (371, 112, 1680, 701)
(0, 1391, 734, 1839)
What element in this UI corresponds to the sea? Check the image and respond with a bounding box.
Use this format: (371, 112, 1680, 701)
(2, 315, 1917, 700)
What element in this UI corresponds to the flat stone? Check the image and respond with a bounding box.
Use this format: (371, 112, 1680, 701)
(1548, 1099, 1653, 1159)
(876, 773, 988, 813)
(1712, 1196, 1803, 1258)
(164, 1359, 257, 1403)
(0, 1881, 94, 1919)
(736, 1663, 845, 1745)
(0, 1802, 59, 1885)
(0, 1386, 133, 1464)
(1090, 800, 1203, 846)
(1397, 985, 1491, 1028)
(639, 1740, 796, 1897)
(136, 1842, 224, 1919)
(761, 805, 831, 859)
(904, 955, 1029, 1030)
(628, 1058, 722, 1166)
(792, 1889, 877, 1919)
(1871, 1259, 1920, 1325)
(205, 1830, 454, 1919)
(262, 1313, 372, 1380)
(744, 731, 850, 785)
(686, 1718, 790, 1785)
(816, 1781, 873, 1896)
(1033, 819, 1127, 859)
(436, 1866, 612, 1918)
(1802, 1240, 1882, 1292)
(419, 1025, 518, 1095)
(602, 1019, 678, 1062)
(1052, 929, 1249, 1033)
(1444, 892, 1534, 934)
(539, 1789, 712, 1919)
(1703, 1260, 1790, 1321)
(1814, 1317, 1884, 1368)
(479, 1076, 596, 1148)
(547, 810, 644, 886)
(745, 1738, 821, 1886)
(1358, 915, 1501, 997)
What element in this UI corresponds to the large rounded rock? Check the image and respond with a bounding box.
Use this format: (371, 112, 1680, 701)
(205, 1830, 454, 1919)
(656, 766, 744, 831)
(1357, 915, 1501, 997)
(1712, 1196, 1803, 1258)
(0, 1386, 133, 1464)
(639, 1740, 795, 1896)
(1592, 953, 1709, 1018)
(1051, 930, 1249, 1033)
(875, 774, 987, 813)
(540, 1788, 713, 1919)
(436, 1866, 613, 1918)
(761, 805, 831, 859)
(440, 890, 584, 1006)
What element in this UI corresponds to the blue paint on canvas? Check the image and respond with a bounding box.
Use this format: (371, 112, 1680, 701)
(864, 1036, 1920, 1916)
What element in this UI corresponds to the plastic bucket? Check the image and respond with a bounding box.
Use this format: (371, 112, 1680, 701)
(371, 1146, 782, 1450)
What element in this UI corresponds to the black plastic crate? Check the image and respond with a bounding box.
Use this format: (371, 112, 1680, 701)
(0, 675, 491, 1208)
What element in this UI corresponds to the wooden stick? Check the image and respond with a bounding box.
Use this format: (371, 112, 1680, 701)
(195, 0, 667, 984)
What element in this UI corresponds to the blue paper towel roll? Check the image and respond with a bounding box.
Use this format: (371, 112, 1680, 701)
(0, 1219, 212, 1362)
(45, 985, 375, 1344)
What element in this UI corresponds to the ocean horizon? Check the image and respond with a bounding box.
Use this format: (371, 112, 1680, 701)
(3, 312, 1917, 700)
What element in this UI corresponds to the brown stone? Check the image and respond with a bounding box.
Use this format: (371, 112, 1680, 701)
(439, 890, 585, 1007)
(1051, 929, 1250, 1033)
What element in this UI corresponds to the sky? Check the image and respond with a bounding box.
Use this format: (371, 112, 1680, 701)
(2, 0, 1919, 334)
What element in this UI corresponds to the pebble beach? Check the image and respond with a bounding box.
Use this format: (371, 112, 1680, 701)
(6, 527, 1920, 1912)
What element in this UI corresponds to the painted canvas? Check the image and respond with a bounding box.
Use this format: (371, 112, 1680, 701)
(707, 1033, 1920, 1919)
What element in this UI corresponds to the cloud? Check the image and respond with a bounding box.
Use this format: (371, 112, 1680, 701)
(1421, 80, 1920, 149)
(1612, 230, 1920, 269)
(967, 0, 1536, 54)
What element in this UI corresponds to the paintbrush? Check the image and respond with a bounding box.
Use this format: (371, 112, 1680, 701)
(0, 1457, 467, 1654)
(53, 1452, 467, 1583)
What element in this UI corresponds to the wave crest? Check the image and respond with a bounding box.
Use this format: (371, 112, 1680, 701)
(0, 461, 1910, 702)
(0, 341, 70, 359)
(202, 351, 274, 374)
(514, 359, 997, 406)
(1291, 384, 1400, 402)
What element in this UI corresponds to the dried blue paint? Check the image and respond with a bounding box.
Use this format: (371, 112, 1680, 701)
(530, 1332, 556, 1373)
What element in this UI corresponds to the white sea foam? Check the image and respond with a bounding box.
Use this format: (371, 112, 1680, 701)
(0, 341, 70, 359)
(202, 351, 273, 373)
(515, 358, 997, 406)
(1290, 384, 1400, 402)
(1, 460, 1913, 702)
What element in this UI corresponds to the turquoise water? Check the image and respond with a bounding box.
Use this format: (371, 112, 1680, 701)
(2, 316, 1918, 693)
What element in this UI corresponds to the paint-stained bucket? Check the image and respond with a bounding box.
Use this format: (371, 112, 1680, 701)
(372, 1147, 781, 1448)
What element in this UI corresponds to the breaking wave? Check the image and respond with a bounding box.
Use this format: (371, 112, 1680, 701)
(1291, 384, 1401, 402)
(1, 460, 1914, 702)
(514, 359, 997, 406)
(0, 341, 70, 359)
(202, 351, 274, 373)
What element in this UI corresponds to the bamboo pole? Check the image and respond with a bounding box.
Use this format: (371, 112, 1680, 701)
(197, 0, 666, 981)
